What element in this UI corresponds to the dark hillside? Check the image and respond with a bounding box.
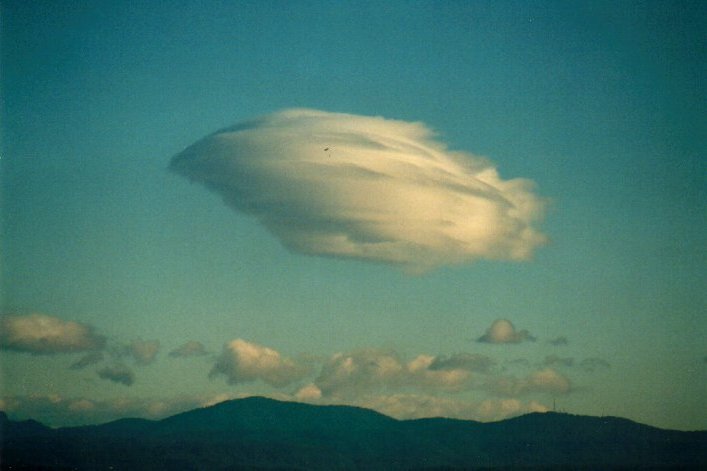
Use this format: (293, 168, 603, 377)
(157, 395, 398, 434)
(2, 397, 705, 470)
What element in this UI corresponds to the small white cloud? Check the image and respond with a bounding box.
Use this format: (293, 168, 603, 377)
(171, 109, 547, 272)
(210, 339, 307, 388)
(488, 368, 571, 396)
(315, 349, 406, 397)
(406, 354, 472, 391)
(0, 313, 106, 354)
(295, 383, 323, 402)
(477, 319, 535, 344)
(527, 368, 572, 394)
(129, 339, 160, 365)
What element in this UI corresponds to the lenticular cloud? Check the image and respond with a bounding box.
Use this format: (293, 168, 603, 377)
(171, 109, 546, 271)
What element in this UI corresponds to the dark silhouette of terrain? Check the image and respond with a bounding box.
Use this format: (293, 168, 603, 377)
(1, 396, 705, 469)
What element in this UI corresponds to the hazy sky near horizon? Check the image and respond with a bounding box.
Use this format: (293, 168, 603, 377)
(1, 1, 705, 430)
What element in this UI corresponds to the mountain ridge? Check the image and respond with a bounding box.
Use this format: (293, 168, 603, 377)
(2, 396, 705, 469)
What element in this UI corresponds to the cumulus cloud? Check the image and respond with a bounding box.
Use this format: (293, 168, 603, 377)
(209, 339, 307, 387)
(0, 313, 106, 354)
(315, 349, 406, 397)
(171, 109, 546, 272)
(477, 319, 536, 344)
(97, 364, 135, 386)
(128, 339, 160, 365)
(169, 340, 208, 358)
(526, 368, 572, 394)
(360, 394, 481, 421)
(314, 349, 493, 398)
(406, 355, 474, 392)
(295, 383, 323, 402)
(487, 368, 571, 396)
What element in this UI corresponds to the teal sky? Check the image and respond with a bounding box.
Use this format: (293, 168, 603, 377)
(1, 1, 705, 430)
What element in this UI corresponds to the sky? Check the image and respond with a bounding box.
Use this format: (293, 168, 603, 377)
(1, 0, 705, 430)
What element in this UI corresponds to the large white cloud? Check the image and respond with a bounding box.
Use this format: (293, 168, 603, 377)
(0, 313, 106, 354)
(171, 109, 547, 271)
(209, 339, 307, 387)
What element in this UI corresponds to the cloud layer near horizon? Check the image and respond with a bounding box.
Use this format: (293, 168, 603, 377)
(312, 349, 494, 398)
(2, 332, 595, 426)
(171, 109, 546, 271)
